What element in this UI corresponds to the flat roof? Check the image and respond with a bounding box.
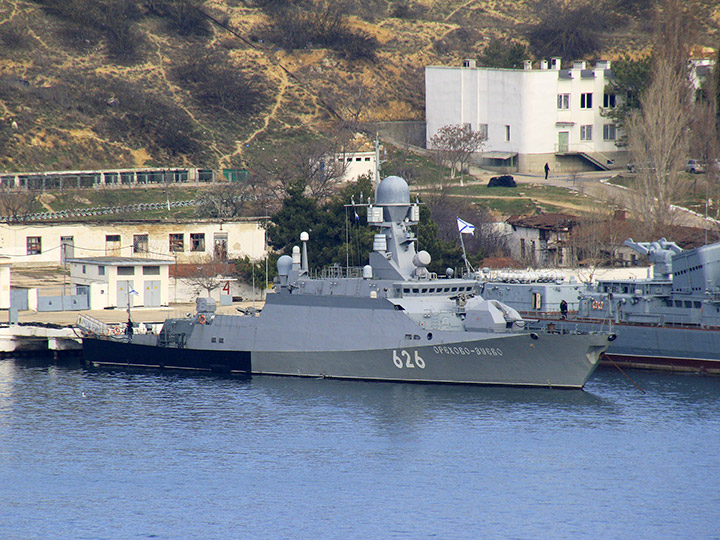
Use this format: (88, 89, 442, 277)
(67, 257, 173, 265)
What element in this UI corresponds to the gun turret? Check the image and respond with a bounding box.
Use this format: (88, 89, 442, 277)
(624, 238, 682, 280)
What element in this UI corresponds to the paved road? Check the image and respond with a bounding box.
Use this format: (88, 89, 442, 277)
(470, 166, 717, 228)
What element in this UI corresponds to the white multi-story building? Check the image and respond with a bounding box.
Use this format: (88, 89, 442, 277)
(425, 58, 626, 174)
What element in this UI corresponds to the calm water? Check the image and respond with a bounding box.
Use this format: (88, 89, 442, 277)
(1, 359, 719, 540)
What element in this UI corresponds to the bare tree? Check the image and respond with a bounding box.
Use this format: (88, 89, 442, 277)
(247, 134, 351, 201)
(689, 64, 720, 216)
(0, 188, 36, 221)
(182, 255, 225, 297)
(195, 182, 252, 219)
(626, 0, 694, 236)
(429, 124, 486, 184)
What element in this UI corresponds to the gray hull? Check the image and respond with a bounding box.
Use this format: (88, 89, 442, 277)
(251, 332, 606, 388)
(532, 318, 720, 374)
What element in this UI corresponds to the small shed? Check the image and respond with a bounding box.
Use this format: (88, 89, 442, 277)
(68, 257, 173, 309)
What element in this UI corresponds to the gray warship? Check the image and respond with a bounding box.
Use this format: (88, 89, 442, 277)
(82, 175, 611, 388)
(480, 238, 720, 374)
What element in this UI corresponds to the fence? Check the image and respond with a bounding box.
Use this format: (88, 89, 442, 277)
(0, 167, 217, 192)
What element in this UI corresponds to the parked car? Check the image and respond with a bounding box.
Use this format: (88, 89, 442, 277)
(686, 159, 706, 174)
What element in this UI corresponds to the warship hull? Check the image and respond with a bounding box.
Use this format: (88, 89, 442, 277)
(538, 319, 720, 374)
(83, 331, 606, 388)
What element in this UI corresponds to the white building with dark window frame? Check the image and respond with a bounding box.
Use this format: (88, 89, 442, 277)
(425, 58, 625, 174)
(68, 256, 173, 309)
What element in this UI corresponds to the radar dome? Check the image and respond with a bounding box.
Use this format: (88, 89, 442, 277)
(413, 250, 431, 267)
(277, 255, 293, 276)
(375, 176, 410, 205)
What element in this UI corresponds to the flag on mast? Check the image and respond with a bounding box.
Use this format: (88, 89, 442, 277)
(457, 217, 475, 235)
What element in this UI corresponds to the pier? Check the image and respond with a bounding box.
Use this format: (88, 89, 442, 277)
(0, 301, 263, 357)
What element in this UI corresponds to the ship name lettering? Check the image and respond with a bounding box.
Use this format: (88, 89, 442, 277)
(433, 346, 503, 356)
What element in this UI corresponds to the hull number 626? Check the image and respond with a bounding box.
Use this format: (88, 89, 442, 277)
(392, 349, 426, 369)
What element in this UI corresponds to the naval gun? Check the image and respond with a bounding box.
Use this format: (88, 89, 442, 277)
(623, 238, 682, 280)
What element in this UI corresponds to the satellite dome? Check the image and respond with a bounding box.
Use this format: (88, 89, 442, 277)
(277, 255, 293, 276)
(376, 176, 409, 205)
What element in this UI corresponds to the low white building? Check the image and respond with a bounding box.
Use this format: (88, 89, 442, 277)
(68, 257, 173, 309)
(336, 151, 377, 182)
(0, 257, 9, 310)
(426, 58, 625, 174)
(0, 219, 265, 267)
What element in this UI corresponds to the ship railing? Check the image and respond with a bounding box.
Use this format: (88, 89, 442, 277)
(318, 265, 365, 279)
(76, 314, 112, 336)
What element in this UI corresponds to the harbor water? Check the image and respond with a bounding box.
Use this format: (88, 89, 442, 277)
(1, 358, 719, 540)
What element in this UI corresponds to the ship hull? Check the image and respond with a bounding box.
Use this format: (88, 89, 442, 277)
(83, 332, 606, 389)
(532, 319, 720, 375)
(83, 337, 252, 374)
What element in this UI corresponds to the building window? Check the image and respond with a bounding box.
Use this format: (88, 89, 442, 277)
(580, 93, 593, 109)
(190, 233, 206, 252)
(105, 234, 121, 256)
(169, 233, 184, 252)
(603, 124, 616, 141)
(133, 234, 148, 254)
(603, 93, 616, 108)
(462, 122, 471, 133)
(505, 125, 511, 142)
(478, 123, 488, 139)
(98, 266, 105, 276)
(580, 125, 593, 141)
(117, 266, 135, 276)
(82, 265, 86, 274)
(214, 232, 228, 260)
(143, 265, 160, 275)
(26, 236, 41, 255)
(557, 93, 570, 109)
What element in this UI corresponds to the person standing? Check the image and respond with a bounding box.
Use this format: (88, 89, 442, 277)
(560, 299, 568, 320)
(544, 162, 550, 180)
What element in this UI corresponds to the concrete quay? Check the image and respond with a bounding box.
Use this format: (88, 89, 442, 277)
(1, 301, 265, 356)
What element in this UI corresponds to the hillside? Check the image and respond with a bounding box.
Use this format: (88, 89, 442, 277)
(0, 0, 718, 173)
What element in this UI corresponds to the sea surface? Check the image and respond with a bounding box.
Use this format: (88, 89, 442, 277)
(0, 358, 719, 540)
